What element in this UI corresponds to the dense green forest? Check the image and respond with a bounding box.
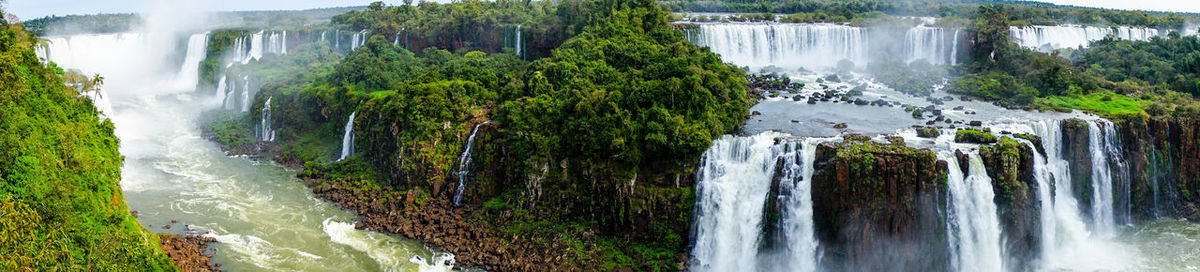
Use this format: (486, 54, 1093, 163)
(21, 14, 139, 36)
(951, 4, 1200, 118)
(204, 0, 749, 269)
(0, 8, 175, 271)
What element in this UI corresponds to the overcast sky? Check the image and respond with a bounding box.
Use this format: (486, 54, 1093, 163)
(6, 0, 1200, 20)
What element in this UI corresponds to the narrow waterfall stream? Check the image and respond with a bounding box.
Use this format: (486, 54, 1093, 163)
(452, 122, 489, 206)
(338, 110, 357, 161)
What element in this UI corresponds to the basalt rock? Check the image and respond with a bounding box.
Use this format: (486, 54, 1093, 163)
(811, 140, 949, 271)
(979, 137, 1040, 270)
(1060, 118, 1094, 216)
(1113, 115, 1200, 221)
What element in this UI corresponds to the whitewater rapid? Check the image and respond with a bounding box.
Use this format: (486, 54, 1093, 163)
(42, 31, 454, 271)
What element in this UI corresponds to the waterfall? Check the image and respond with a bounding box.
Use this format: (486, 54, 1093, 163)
(452, 121, 490, 206)
(321, 31, 327, 42)
(514, 25, 523, 58)
(1031, 120, 1132, 270)
(687, 23, 963, 70)
(335, 29, 341, 49)
(249, 31, 264, 62)
(689, 132, 819, 272)
(940, 150, 1005, 272)
(260, 97, 275, 142)
(338, 111, 358, 161)
(905, 26, 959, 65)
(950, 29, 960, 64)
(1086, 120, 1131, 231)
(281, 31, 288, 55)
(688, 23, 869, 70)
(350, 30, 368, 51)
(1009, 25, 1160, 52)
(215, 74, 227, 105)
(394, 30, 402, 46)
(770, 138, 821, 272)
(241, 75, 251, 112)
(175, 32, 209, 89)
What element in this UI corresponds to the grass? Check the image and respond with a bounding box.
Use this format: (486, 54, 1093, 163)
(1035, 91, 1150, 117)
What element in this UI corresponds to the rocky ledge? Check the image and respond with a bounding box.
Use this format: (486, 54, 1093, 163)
(159, 234, 221, 272)
(305, 177, 646, 272)
(811, 136, 949, 271)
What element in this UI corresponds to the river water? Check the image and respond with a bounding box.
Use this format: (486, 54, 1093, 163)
(41, 32, 452, 271)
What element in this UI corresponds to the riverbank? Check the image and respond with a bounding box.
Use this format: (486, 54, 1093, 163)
(159, 234, 221, 272)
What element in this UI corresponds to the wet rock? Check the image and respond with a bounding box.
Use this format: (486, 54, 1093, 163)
(793, 96, 804, 102)
(953, 106, 965, 110)
(752, 111, 762, 116)
(812, 141, 949, 271)
(160, 234, 220, 272)
(807, 97, 818, 104)
(942, 96, 954, 101)
(791, 120, 800, 123)
(969, 121, 983, 127)
(833, 123, 848, 129)
(916, 126, 940, 138)
(854, 98, 868, 106)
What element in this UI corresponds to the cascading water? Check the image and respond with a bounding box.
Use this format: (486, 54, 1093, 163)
(241, 75, 251, 112)
(1030, 119, 1133, 270)
(769, 138, 821, 272)
(940, 150, 1005, 272)
(42, 23, 452, 271)
(175, 32, 209, 89)
(514, 25, 522, 58)
(249, 31, 264, 62)
(905, 26, 960, 65)
(687, 24, 869, 70)
(215, 75, 227, 105)
(338, 111, 357, 161)
(1009, 25, 1160, 52)
(689, 132, 819, 272)
(1086, 121, 1117, 235)
(350, 30, 368, 51)
(452, 122, 490, 207)
(259, 97, 275, 142)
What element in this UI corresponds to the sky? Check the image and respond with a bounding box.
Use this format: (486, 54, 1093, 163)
(5, 0, 1200, 20)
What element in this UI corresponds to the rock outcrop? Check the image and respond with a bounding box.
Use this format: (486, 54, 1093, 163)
(811, 139, 949, 271)
(979, 137, 1040, 270)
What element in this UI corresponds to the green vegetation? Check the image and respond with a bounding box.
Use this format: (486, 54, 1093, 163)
(952, 4, 1198, 118)
(0, 13, 175, 270)
(1034, 91, 1151, 116)
(21, 14, 139, 36)
(954, 128, 997, 144)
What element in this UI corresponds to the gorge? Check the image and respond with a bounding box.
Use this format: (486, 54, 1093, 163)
(7, 0, 1200, 271)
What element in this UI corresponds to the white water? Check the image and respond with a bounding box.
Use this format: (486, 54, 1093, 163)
(905, 26, 959, 65)
(215, 75, 227, 105)
(241, 75, 251, 112)
(689, 132, 819, 272)
(260, 96, 275, 142)
(175, 32, 209, 90)
(940, 150, 1005, 272)
(514, 25, 522, 58)
(350, 30, 368, 51)
(1087, 121, 1116, 235)
(338, 111, 357, 161)
(768, 139, 821, 272)
(688, 24, 869, 70)
(451, 122, 489, 206)
(1010, 25, 1160, 52)
(41, 23, 453, 271)
(686, 23, 961, 70)
(1031, 120, 1134, 270)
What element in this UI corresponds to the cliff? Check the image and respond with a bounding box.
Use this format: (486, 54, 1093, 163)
(811, 137, 950, 271)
